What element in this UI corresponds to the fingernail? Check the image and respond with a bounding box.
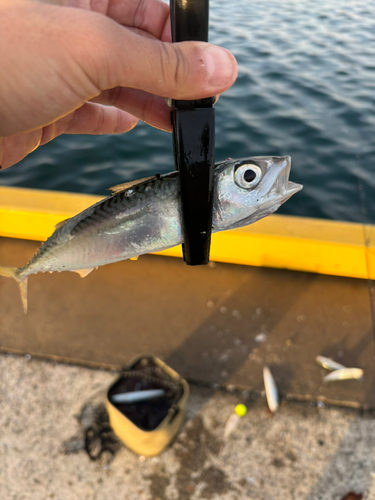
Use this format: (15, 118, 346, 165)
(203, 46, 236, 87)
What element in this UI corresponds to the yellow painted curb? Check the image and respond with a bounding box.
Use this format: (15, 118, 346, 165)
(0, 185, 374, 279)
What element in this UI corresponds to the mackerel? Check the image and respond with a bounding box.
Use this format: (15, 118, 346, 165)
(0, 156, 302, 312)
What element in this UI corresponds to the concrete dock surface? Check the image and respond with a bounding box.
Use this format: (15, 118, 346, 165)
(1, 238, 375, 409)
(1, 354, 375, 500)
(1, 237, 375, 498)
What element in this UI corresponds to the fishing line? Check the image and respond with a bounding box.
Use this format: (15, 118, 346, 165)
(357, 173, 375, 349)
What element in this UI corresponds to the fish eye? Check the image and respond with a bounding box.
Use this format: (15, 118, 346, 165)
(234, 164, 262, 189)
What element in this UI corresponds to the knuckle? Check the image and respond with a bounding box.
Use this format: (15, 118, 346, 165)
(93, 105, 106, 134)
(158, 44, 189, 95)
(132, 0, 147, 28)
(114, 109, 123, 134)
(108, 86, 122, 107)
(141, 94, 157, 122)
(158, 43, 173, 91)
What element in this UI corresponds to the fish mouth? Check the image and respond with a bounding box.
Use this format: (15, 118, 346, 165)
(284, 180, 303, 198)
(267, 157, 302, 201)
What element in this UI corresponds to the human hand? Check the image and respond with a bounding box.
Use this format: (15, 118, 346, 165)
(0, 0, 237, 169)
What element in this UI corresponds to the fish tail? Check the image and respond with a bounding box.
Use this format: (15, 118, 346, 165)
(0, 266, 28, 314)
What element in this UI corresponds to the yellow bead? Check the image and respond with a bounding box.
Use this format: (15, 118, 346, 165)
(235, 404, 247, 417)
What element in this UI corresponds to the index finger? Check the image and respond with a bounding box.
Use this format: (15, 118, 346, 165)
(106, 0, 171, 42)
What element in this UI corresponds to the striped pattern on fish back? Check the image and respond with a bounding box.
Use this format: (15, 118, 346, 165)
(20, 172, 179, 273)
(68, 172, 179, 236)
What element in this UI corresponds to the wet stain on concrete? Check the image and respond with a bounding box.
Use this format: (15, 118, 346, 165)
(272, 457, 284, 468)
(147, 471, 170, 500)
(148, 414, 237, 499)
(63, 402, 244, 499)
(340, 493, 363, 500)
(285, 450, 297, 462)
(174, 414, 221, 471)
(199, 466, 233, 499)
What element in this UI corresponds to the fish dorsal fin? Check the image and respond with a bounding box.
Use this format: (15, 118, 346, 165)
(55, 218, 71, 230)
(75, 268, 95, 278)
(108, 176, 155, 194)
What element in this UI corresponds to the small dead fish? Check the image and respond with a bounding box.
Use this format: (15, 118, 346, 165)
(224, 414, 240, 438)
(223, 404, 247, 438)
(0, 156, 302, 312)
(111, 389, 165, 404)
(316, 355, 346, 371)
(263, 366, 279, 413)
(324, 368, 364, 383)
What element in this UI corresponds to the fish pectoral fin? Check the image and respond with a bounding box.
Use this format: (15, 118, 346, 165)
(130, 256, 139, 261)
(55, 218, 71, 230)
(75, 268, 95, 278)
(108, 176, 155, 194)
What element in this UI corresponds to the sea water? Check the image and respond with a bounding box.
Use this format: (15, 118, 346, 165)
(1, 0, 375, 223)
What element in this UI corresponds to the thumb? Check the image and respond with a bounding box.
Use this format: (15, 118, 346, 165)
(89, 19, 238, 100)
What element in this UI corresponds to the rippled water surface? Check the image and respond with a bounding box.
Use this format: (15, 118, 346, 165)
(1, 0, 375, 222)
